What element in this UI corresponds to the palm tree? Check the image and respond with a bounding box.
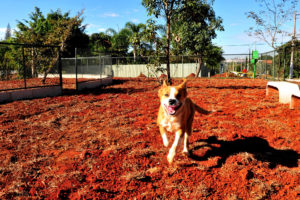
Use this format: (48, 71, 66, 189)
(142, 19, 165, 56)
(105, 28, 131, 57)
(125, 22, 146, 62)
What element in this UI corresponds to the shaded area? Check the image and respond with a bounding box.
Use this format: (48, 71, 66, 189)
(190, 136, 299, 169)
(62, 78, 159, 96)
(192, 85, 266, 90)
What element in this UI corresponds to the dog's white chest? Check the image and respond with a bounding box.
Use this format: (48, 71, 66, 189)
(161, 117, 180, 132)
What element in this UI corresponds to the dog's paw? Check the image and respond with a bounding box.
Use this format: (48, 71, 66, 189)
(162, 134, 169, 147)
(163, 140, 169, 147)
(167, 151, 175, 164)
(182, 150, 190, 157)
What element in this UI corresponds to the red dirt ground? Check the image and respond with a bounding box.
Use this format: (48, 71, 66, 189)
(0, 78, 299, 199)
(0, 78, 103, 91)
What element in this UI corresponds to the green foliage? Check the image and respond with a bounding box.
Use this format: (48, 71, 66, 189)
(89, 32, 112, 54)
(172, 0, 223, 54)
(125, 22, 146, 60)
(5, 24, 12, 40)
(13, 7, 87, 81)
(15, 7, 88, 53)
(171, 0, 224, 76)
(276, 40, 300, 78)
(110, 28, 131, 57)
(142, 0, 182, 82)
(142, 19, 165, 56)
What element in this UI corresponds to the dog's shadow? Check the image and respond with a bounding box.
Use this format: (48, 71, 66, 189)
(189, 136, 299, 169)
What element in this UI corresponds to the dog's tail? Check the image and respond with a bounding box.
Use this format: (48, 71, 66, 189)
(194, 104, 212, 115)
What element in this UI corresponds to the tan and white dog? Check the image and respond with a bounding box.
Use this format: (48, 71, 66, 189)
(157, 79, 209, 163)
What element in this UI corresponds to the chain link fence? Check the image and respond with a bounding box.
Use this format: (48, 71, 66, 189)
(61, 48, 112, 90)
(260, 44, 300, 80)
(0, 42, 61, 91)
(111, 55, 213, 78)
(110, 48, 300, 80)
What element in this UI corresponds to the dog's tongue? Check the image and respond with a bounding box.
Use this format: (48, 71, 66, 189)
(166, 105, 177, 115)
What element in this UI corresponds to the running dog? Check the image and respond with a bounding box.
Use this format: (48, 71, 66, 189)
(157, 79, 209, 163)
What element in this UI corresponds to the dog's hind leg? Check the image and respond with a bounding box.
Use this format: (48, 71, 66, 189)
(183, 113, 193, 156)
(159, 126, 169, 147)
(182, 132, 190, 156)
(167, 129, 183, 163)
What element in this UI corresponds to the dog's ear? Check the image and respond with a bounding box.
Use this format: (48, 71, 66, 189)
(179, 79, 187, 89)
(162, 79, 168, 87)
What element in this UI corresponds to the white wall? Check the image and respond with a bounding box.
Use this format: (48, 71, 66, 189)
(112, 63, 201, 78)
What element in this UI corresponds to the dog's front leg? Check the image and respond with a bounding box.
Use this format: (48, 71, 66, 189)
(159, 126, 169, 147)
(167, 129, 183, 163)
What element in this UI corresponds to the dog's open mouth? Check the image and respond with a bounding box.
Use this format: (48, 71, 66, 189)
(165, 104, 181, 115)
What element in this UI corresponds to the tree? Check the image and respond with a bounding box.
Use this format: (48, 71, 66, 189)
(142, 19, 165, 56)
(107, 28, 131, 57)
(172, 0, 224, 77)
(142, 0, 181, 84)
(276, 40, 300, 78)
(89, 32, 112, 54)
(15, 7, 87, 81)
(5, 23, 12, 40)
(205, 44, 224, 71)
(125, 22, 146, 62)
(246, 0, 298, 50)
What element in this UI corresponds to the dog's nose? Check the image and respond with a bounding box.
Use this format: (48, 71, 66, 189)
(169, 99, 176, 105)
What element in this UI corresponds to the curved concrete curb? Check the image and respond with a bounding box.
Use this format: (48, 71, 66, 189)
(0, 86, 62, 104)
(266, 81, 300, 109)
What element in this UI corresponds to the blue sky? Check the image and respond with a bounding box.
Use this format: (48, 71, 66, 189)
(0, 0, 299, 54)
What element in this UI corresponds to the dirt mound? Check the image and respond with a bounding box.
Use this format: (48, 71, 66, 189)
(159, 74, 167, 79)
(137, 73, 147, 78)
(186, 73, 196, 78)
(0, 78, 299, 199)
(212, 73, 228, 78)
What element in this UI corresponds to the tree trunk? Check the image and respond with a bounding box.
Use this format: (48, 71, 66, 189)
(195, 57, 203, 77)
(166, 13, 171, 84)
(31, 47, 36, 78)
(133, 47, 137, 63)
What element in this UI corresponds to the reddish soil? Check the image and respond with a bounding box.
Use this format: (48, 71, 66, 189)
(0, 78, 102, 91)
(0, 78, 299, 199)
(186, 73, 196, 78)
(159, 74, 167, 79)
(138, 73, 147, 78)
(0, 78, 61, 90)
(212, 72, 239, 78)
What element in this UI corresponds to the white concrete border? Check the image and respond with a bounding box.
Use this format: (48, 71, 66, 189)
(0, 86, 62, 103)
(266, 81, 300, 109)
(77, 77, 113, 91)
(0, 77, 113, 103)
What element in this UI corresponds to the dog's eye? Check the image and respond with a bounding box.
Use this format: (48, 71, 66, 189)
(176, 94, 181, 98)
(164, 94, 169, 97)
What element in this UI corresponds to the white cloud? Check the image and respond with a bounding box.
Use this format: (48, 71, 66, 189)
(98, 28, 106, 32)
(131, 18, 139, 23)
(85, 24, 107, 34)
(229, 23, 239, 27)
(102, 12, 120, 18)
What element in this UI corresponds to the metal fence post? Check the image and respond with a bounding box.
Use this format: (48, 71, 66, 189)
(22, 46, 27, 89)
(182, 55, 184, 78)
(283, 47, 286, 81)
(58, 48, 63, 88)
(99, 55, 101, 79)
(75, 48, 78, 90)
(86, 57, 88, 76)
(272, 51, 275, 80)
